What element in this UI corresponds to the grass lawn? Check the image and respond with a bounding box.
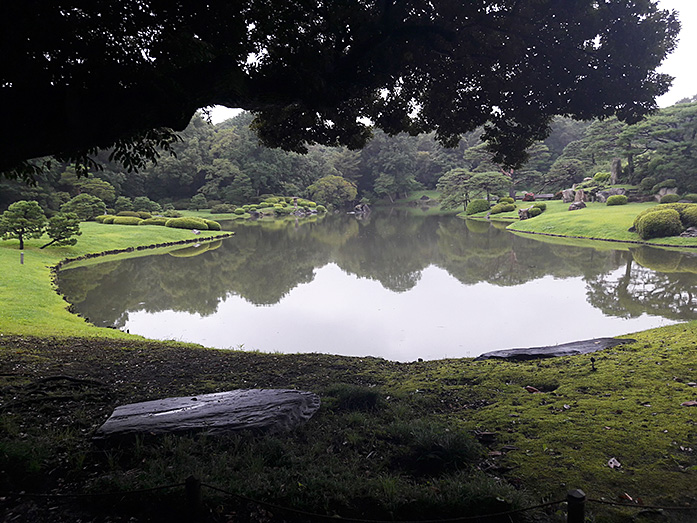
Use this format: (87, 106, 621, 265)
(0, 221, 229, 337)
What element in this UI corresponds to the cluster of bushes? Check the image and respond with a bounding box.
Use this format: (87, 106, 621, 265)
(633, 203, 697, 240)
(490, 202, 516, 215)
(96, 213, 221, 231)
(527, 202, 547, 217)
(208, 196, 328, 217)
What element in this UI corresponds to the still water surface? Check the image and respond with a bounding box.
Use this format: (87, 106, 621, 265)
(58, 212, 697, 361)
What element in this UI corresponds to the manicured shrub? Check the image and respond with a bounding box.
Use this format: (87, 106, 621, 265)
(683, 193, 697, 203)
(275, 206, 292, 215)
(490, 203, 516, 214)
(681, 205, 697, 228)
(203, 219, 221, 231)
(163, 210, 182, 218)
(639, 176, 658, 192)
(316, 205, 327, 213)
(528, 207, 543, 217)
(498, 197, 514, 204)
(165, 217, 210, 230)
(117, 210, 140, 217)
(465, 199, 491, 215)
(606, 194, 628, 206)
(660, 194, 680, 204)
(139, 217, 169, 226)
(532, 202, 546, 211)
(233, 208, 246, 215)
(635, 209, 683, 240)
(94, 214, 114, 223)
(211, 204, 235, 214)
(137, 211, 152, 219)
(102, 216, 116, 224)
(112, 216, 144, 226)
(307, 201, 317, 208)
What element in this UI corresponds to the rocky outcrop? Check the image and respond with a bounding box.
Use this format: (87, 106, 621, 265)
(596, 187, 626, 203)
(569, 201, 586, 211)
(476, 337, 636, 361)
(94, 389, 321, 440)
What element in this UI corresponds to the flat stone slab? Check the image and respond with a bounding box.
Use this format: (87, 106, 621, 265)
(94, 389, 320, 440)
(476, 337, 635, 361)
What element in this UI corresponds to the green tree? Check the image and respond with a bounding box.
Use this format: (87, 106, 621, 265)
(114, 196, 133, 213)
(0, 200, 47, 249)
(437, 168, 473, 210)
(189, 194, 208, 211)
(2, 1, 678, 180)
(133, 196, 162, 213)
(60, 194, 107, 221)
(40, 212, 81, 249)
(463, 172, 512, 202)
(76, 178, 117, 204)
(307, 176, 358, 209)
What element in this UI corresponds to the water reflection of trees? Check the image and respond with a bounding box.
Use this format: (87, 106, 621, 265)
(58, 214, 697, 327)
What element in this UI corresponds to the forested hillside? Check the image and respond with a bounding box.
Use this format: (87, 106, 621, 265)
(3, 97, 696, 213)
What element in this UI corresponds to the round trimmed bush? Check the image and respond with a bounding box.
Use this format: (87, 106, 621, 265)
(137, 211, 152, 219)
(498, 197, 514, 204)
(680, 205, 697, 228)
(465, 199, 491, 215)
(275, 206, 292, 215)
(528, 207, 543, 217)
(532, 202, 546, 211)
(139, 217, 169, 226)
(117, 210, 140, 217)
(660, 194, 681, 204)
(683, 193, 697, 203)
(606, 195, 628, 206)
(233, 208, 246, 215)
(593, 171, 611, 183)
(112, 216, 144, 225)
(165, 217, 210, 230)
(635, 209, 683, 240)
(203, 219, 221, 231)
(211, 204, 235, 214)
(316, 205, 327, 213)
(95, 214, 114, 223)
(102, 216, 116, 224)
(490, 203, 516, 214)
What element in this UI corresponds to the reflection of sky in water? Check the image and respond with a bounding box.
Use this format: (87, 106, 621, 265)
(125, 263, 674, 362)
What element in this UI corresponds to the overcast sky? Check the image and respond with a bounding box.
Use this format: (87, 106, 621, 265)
(209, 1, 695, 123)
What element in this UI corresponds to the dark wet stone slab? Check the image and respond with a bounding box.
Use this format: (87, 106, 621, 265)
(94, 389, 320, 439)
(476, 337, 635, 361)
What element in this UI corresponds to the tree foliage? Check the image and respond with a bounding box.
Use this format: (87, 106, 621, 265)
(1, 0, 679, 180)
(60, 194, 107, 221)
(40, 212, 82, 249)
(0, 200, 47, 249)
(308, 176, 358, 209)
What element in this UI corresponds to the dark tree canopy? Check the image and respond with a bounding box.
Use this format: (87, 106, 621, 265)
(0, 0, 679, 179)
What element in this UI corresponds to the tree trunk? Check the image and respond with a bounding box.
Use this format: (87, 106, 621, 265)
(610, 158, 621, 185)
(18, 236, 24, 250)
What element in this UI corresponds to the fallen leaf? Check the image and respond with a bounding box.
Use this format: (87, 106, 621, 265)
(608, 457, 621, 469)
(681, 400, 697, 407)
(525, 386, 540, 393)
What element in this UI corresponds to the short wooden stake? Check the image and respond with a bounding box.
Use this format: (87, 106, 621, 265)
(567, 489, 586, 523)
(20, 251, 24, 264)
(185, 475, 203, 521)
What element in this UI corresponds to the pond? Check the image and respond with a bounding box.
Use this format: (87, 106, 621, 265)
(57, 212, 697, 361)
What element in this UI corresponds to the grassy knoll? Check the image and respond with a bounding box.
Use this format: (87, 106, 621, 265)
(0, 221, 229, 337)
(464, 200, 697, 248)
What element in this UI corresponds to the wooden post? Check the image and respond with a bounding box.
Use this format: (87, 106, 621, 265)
(20, 251, 24, 264)
(185, 475, 202, 521)
(567, 489, 586, 523)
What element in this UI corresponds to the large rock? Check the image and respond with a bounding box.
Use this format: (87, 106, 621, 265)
(476, 337, 635, 361)
(655, 187, 678, 202)
(569, 201, 586, 211)
(597, 187, 626, 203)
(94, 389, 321, 440)
(562, 189, 575, 203)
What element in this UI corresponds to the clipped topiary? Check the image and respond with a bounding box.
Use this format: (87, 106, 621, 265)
(498, 197, 514, 204)
(112, 216, 144, 225)
(138, 211, 152, 219)
(94, 214, 114, 223)
(465, 199, 491, 215)
(635, 209, 683, 240)
(490, 203, 516, 214)
(528, 207, 543, 217)
(203, 219, 221, 231)
(211, 203, 235, 214)
(683, 193, 697, 203)
(233, 208, 246, 215)
(660, 194, 681, 204)
(139, 217, 169, 226)
(165, 217, 210, 230)
(102, 216, 116, 224)
(606, 194, 628, 206)
(532, 202, 546, 211)
(681, 205, 697, 228)
(117, 210, 140, 217)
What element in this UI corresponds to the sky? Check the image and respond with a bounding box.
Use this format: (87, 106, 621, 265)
(209, 1, 696, 124)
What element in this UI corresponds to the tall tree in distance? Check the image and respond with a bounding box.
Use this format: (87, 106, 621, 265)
(1, 0, 679, 181)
